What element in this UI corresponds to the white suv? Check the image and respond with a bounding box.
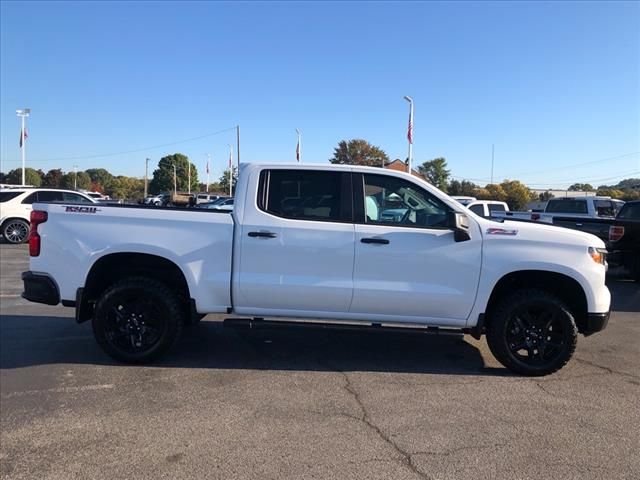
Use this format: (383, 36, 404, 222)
(0, 188, 97, 244)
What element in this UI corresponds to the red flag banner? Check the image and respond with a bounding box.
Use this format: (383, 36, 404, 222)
(407, 115, 413, 145)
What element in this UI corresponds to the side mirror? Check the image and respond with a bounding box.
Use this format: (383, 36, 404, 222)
(447, 211, 471, 242)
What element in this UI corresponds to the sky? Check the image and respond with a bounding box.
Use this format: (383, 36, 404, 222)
(1, 0, 639, 188)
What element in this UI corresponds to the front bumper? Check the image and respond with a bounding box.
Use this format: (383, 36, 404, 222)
(582, 312, 610, 336)
(22, 271, 60, 306)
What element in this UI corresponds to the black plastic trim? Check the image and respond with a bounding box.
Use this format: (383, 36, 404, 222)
(582, 312, 610, 336)
(21, 271, 60, 305)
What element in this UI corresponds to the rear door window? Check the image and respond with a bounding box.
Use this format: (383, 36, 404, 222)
(594, 200, 615, 217)
(0, 191, 23, 202)
(469, 204, 485, 216)
(259, 169, 351, 222)
(61, 192, 94, 203)
(488, 203, 506, 213)
(545, 199, 588, 214)
(35, 191, 64, 202)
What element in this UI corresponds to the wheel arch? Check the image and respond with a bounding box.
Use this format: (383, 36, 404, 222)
(79, 252, 192, 323)
(484, 270, 589, 334)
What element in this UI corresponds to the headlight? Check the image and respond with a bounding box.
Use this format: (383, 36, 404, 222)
(588, 247, 607, 265)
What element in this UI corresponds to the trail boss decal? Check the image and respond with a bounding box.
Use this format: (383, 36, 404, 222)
(65, 206, 101, 213)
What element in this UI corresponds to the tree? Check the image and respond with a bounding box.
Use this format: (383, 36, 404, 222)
(448, 179, 478, 196)
(106, 176, 145, 200)
(60, 171, 91, 190)
(5, 168, 42, 186)
(501, 180, 537, 210)
(568, 183, 594, 192)
(219, 167, 238, 195)
(329, 139, 389, 167)
(42, 169, 64, 188)
(418, 158, 451, 192)
(479, 184, 507, 202)
(149, 153, 199, 193)
(539, 191, 555, 201)
(85, 168, 113, 188)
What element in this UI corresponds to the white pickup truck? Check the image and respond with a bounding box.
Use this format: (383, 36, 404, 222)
(493, 196, 622, 223)
(22, 164, 611, 376)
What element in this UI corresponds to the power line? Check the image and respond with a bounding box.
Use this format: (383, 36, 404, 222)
(23, 126, 238, 162)
(493, 151, 639, 178)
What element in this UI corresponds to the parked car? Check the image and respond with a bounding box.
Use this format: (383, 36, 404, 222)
(210, 197, 234, 211)
(607, 200, 640, 281)
(194, 193, 226, 205)
(22, 163, 610, 376)
(466, 200, 509, 218)
(144, 193, 171, 206)
(83, 191, 111, 201)
(0, 188, 97, 244)
(493, 196, 620, 223)
(194, 197, 232, 209)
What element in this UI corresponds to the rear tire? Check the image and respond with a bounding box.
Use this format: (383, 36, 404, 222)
(2, 219, 30, 244)
(92, 276, 184, 363)
(486, 289, 577, 376)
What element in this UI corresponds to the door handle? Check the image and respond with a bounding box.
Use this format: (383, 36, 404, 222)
(361, 237, 389, 245)
(248, 231, 277, 238)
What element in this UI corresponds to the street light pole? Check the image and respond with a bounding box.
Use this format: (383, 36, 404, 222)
(16, 108, 30, 186)
(404, 96, 413, 175)
(73, 164, 78, 190)
(236, 125, 240, 166)
(188, 160, 191, 194)
(144, 158, 150, 198)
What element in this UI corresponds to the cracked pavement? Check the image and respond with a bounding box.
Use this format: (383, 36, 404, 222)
(1, 243, 639, 479)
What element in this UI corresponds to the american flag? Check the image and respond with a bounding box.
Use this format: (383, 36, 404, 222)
(19, 128, 28, 147)
(407, 114, 413, 145)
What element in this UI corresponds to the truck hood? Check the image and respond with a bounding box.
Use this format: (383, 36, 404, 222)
(481, 218, 606, 248)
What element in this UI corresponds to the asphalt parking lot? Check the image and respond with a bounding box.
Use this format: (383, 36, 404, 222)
(0, 243, 638, 480)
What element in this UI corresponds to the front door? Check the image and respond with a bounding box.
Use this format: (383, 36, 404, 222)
(350, 173, 482, 325)
(235, 168, 355, 316)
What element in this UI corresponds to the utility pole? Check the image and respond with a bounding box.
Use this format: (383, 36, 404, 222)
(188, 160, 191, 194)
(16, 108, 30, 186)
(173, 164, 177, 195)
(144, 158, 150, 198)
(73, 165, 78, 190)
(206, 153, 211, 193)
(491, 144, 495, 185)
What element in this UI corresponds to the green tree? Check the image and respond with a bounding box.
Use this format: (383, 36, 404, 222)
(478, 184, 507, 202)
(418, 158, 451, 192)
(568, 183, 594, 192)
(85, 168, 113, 188)
(60, 171, 91, 190)
(539, 191, 555, 201)
(219, 167, 238, 195)
(448, 179, 478, 196)
(149, 153, 198, 193)
(329, 139, 389, 167)
(5, 168, 42, 186)
(501, 180, 537, 210)
(42, 169, 64, 188)
(106, 176, 145, 201)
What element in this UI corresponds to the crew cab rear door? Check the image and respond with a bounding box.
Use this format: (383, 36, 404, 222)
(350, 172, 482, 325)
(234, 168, 355, 316)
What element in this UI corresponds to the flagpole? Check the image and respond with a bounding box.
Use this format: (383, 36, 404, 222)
(228, 144, 233, 197)
(404, 96, 413, 175)
(16, 108, 30, 186)
(295, 128, 301, 162)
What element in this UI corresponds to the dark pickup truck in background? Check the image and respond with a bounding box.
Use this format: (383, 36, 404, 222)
(607, 200, 640, 281)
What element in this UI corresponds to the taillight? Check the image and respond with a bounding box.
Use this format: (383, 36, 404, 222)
(29, 210, 48, 257)
(609, 225, 624, 242)
(531, 213, 540, 221)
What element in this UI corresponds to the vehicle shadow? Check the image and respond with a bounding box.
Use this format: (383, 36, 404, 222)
(0, 314, 508, 376)
(606, 274, 640, 313)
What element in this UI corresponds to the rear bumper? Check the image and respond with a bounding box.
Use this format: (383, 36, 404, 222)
(21, 271, 60, 306)
(582, 312, 610, 336)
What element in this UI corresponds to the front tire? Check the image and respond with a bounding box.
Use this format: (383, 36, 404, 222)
(92, 277, 184, 363)
(2, 219, 30, 244)
(486, 289, 578, 376)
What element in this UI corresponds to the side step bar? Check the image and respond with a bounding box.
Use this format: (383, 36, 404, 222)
(224, 317, 473, 336)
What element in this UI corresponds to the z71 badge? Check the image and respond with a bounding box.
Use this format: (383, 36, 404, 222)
(64, 206, 100, 213)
